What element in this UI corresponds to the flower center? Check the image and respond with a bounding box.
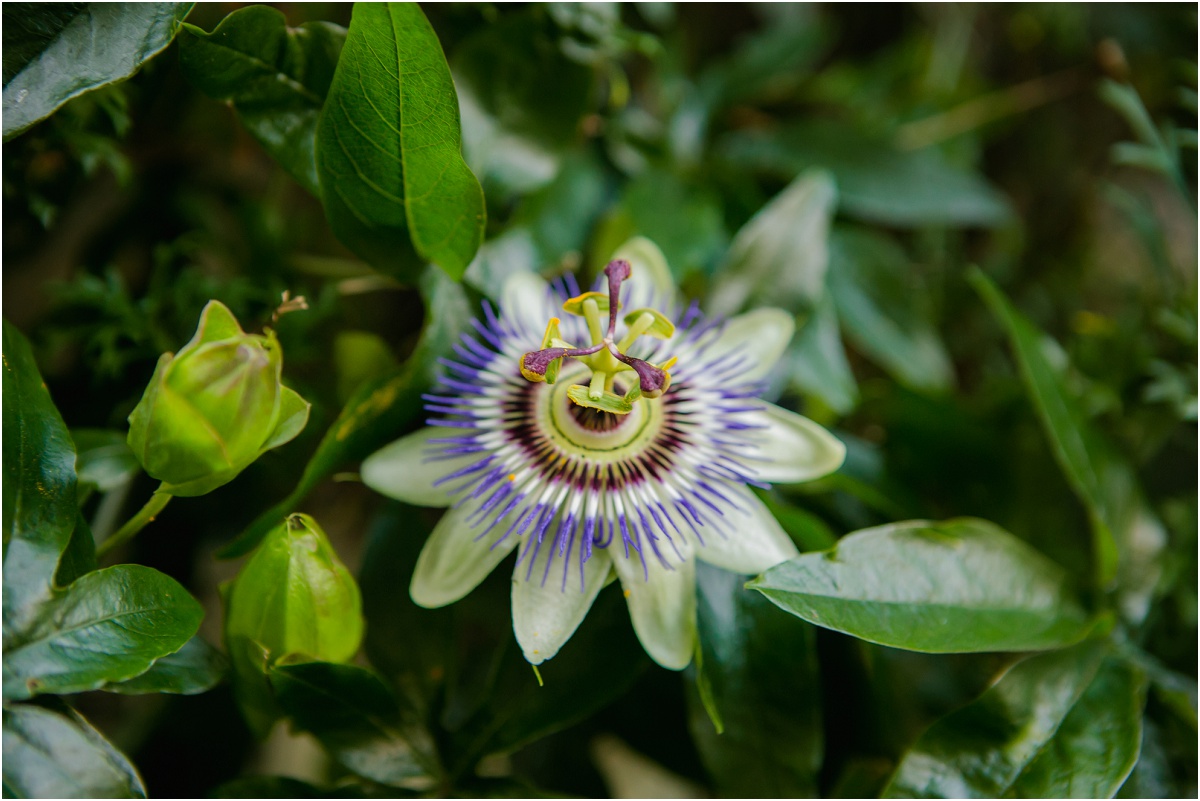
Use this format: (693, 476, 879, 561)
(519, 259, 678, 415)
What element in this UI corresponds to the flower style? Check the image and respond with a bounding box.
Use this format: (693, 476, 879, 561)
(362, 239, 845, 670)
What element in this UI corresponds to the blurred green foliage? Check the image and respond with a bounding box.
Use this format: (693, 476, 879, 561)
(2, 2, 1195, 798)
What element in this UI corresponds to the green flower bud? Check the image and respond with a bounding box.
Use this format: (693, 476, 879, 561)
(225, 513, 364, 736)
(127, 300, 310, 497)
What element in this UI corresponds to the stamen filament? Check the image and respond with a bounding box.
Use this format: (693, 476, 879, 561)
(589, 370, 606, 400)
(617, 311, 656, 351)
(583, 298, 604, 344)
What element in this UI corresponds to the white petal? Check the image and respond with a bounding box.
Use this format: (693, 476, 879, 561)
(694, 489, 799, 574)
(745, 402, 846, 484)
(611, 237, 677, 312)
(697, 308, 795, 383)
(610, 536, 697, 670)
(512, 543, 611, 665)
(501, 272, 556, 339)
(361, 427, 478, 508)
(410, 503, 519, 608)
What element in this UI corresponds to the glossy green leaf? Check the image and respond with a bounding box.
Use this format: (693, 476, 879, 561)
(3, 564, 204, 700)
(787, 294, 859, 415)
(2, 700, 146, 798)
(316, 2, 485, 280)
(709, 169, 836, 317)
(1008, 658, 1147, 798)
(828, 227, 954, 394)
(53, 511, 98, 588)
(2, 3, 193, 140)
(72, 429, 139, 494)
(686, 562, 823, 797)
(750, 518, 1092, 653)
(882, 641, 1112, 798)
(101, 635, 227, 696)
(270, 660, 437, 788)
(220, 265, 470, 558)
(721, 120, 1012, 228)
(3, 320, 78, 627)
(226, 514, 363, 666)
(178, 5, 345, 195)
(970, 270, 1146, 590)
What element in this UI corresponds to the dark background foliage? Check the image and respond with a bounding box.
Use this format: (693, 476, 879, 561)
(3, 2, 1196, 798)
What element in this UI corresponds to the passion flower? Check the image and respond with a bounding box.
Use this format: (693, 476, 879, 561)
(363, 239, 844, 669)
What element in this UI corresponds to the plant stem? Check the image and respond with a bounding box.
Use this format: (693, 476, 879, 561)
(97, 485, 172, 557)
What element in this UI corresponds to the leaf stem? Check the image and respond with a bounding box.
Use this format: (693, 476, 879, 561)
(97, 485, 172, 557)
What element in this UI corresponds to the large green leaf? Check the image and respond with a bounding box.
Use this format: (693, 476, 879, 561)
(720, 120, 1011, 228)
(2, 3, 193, 140)
(882, 642, 1136, 798)
(708, 169, 836, 317)
(686, 562, 823, 797)
(101, 635, 226, 696)
(178, 5, 345, 195)
(2, 700, 146, 798)
(970, 269, 1156, 593)
(3, 320, 78, 631)
(220, 266, 469, 558)
(750, 518, 1092, 653)
(270, 660, 437, 788)
(1009, 658, 1147, 798)
(316, 2, 485, 281)
(3, 564, 204, 700)
(828, 227, 954, 394)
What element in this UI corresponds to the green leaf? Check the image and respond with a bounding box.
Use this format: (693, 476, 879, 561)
(178, 5, 345, 195)
(3, 564, 204, 700)
(316, 2, 485, 280)
(882, 642, 1123, 798)
(709, 169, 836, 317)
(828, 227, 954, 394)
(54, 511, 98, 588)
(270, 660, 437, 788)
(3, 320, 78, 630)
(2, 3, 193, 140)
(101, 635, 227, 695)
(219, 265, 470, 559)
(686, 562, 823, 797)
(72, 428, 139, 493)
(2, 700, 146, 798)
(720, 120, 1012, 228)
(970, 269, 1133, 589)
(1008, 658, 1147, 798)
(749, 518, 1092, 653)
(787, 293, 859, 415)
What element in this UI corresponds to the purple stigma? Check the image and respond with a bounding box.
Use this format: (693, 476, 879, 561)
(603, 259, 632, 338)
